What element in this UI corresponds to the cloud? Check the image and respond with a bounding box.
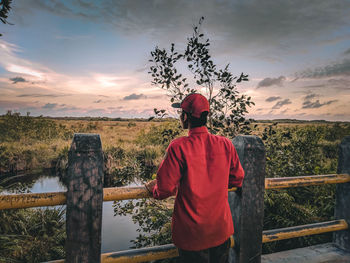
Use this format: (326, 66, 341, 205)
(298, 84, 326, 89)
(297, 59, 350, 78)
(302, 99, 338, 109)
(280, 108, 289, 114)
(1, 40, 147, 96)
(272, 99, 292, 109)
(58, 106, 79, 111)
(265, 96, 281, 102)
(328, 78, 349, 85)
(304, 93, 319, 100)
(135, 66, 148, 73)
(107, 106, 123, 110)
(344, 48, 350, 55)
(327, 78, 350, 90)
(17, 93, 68, 98)
(257, 76, 286, 88)
(12, 0, 350, 55)
(55, 35, 91, 41)
(10, 76, 28, 84)
(123, 93, 146, 100)
(1, 39, 55, 83)
(148, 94, 167, 99)
(42, 103, 58, 109)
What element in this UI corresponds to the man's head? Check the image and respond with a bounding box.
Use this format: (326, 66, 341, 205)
(172, 93, 209, 129)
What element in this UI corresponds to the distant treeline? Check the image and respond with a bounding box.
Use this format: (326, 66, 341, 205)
(1, 111, 348, 124)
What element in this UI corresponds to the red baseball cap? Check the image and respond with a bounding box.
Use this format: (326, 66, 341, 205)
(172, 93, 210, 118)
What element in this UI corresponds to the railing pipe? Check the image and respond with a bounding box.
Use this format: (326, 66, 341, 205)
(262, 219, 348, 243)
(0, 186, 237, 210)
(45, 237, 235, 263)
(265, 174, 350, 189)
(0, 191, 66, 210)
(44, 219, 348, 263)
(1, 173, 350, 210)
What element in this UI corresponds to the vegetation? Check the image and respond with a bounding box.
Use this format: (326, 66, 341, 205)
(0, 0, 12, 36)
(0, 109, 349, 261)
(148, 17, 254, 137)
(261, 123, 350, 253)
(0, 207, 66, 262)
(0, 111, 72, 175)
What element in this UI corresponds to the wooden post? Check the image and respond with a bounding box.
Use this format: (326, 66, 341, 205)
(334, 135, 350, 252)
(66, 134, 104, 263)
(229, 135, 266, 263)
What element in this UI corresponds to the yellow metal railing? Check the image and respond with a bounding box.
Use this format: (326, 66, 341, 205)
(1, 173, 349, 263)
(1, 174, 349, 210)
(45, 219, 348, 263)
(265, 173, 350, 189)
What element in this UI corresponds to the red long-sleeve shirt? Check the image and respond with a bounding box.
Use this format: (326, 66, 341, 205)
(152, 126, 244, 251)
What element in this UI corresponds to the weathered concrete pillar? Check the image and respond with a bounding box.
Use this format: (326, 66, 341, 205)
(334, 136, 350, 252)
(66, 134, 104, 263)
(229, 135, 266, 263)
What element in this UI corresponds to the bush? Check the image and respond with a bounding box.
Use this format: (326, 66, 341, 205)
(136, 121, 183, 150)
(261, 124, 339, 253)
(0, 208, 66, 262)
(0, 111, 72, 143)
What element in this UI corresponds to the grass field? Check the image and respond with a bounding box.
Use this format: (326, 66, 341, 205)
(0, 114, 348, 175)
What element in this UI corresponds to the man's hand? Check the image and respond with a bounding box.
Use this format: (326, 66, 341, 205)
(145, 179, 157, 194)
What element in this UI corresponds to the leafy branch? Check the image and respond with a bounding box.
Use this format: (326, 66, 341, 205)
(0, 0, 13, 36)
(148, 17, 254, 137)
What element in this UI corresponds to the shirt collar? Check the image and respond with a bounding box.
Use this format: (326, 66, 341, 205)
(188, 126, 208, 136)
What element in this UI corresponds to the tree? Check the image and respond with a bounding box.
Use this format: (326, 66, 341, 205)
(0, 0, 12, 37)
(148, 17, 254, 137)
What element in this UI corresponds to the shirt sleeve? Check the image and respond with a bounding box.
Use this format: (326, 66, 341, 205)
(228, 143, 245, 188)
(153, 142, 183, 200)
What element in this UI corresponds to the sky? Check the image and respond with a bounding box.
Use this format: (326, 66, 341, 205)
(0, 0, 350, 121)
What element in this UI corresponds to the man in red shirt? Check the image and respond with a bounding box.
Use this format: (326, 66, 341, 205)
(145, 93, 244, 263)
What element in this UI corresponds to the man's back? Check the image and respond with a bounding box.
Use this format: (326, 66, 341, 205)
(153, 126, 244, 251)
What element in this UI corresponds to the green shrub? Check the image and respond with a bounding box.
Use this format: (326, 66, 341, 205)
(0, 111, 72, 143)
(0, 208, 66, 262)
(136, 121, 183, 150)
(262, 124, 340, 253)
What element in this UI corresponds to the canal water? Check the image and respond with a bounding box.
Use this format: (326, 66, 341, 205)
(3, 174, 141, 254)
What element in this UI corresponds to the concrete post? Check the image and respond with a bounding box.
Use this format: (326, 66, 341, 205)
(66, 134, 104, 263)
(334, 136, 350, 251)
(229, 135, 266, 263)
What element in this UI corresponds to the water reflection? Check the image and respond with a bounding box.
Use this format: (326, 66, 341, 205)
(31, 176, 66, 193)
(0, 173, 141, 253)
